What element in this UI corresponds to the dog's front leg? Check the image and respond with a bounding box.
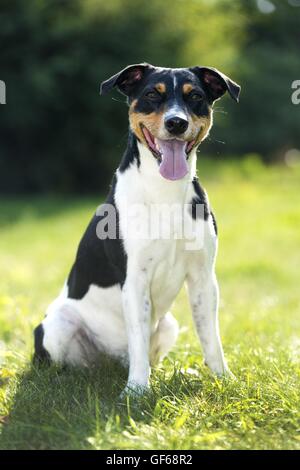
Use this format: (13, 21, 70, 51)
(187, 269, 230, 376)
(186, 224, 232, 377)
(121, 268, 151, 396)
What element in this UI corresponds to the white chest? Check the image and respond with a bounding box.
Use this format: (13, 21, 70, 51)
(148, 238, 187, 316)
(114, 147, 199, 318)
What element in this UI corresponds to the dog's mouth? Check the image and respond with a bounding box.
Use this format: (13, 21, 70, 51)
(141, 125, 196, 181)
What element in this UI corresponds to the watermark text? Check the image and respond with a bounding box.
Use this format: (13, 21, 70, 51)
(0, 80, 6, 104)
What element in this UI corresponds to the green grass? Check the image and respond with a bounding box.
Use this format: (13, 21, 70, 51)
(0, 156, 300, 450)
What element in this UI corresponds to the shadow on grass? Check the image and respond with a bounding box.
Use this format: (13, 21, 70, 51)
(0, 355, 158, 450)
(1, 354, 211, 449)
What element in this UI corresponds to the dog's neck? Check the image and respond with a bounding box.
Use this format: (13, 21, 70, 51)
(118, 131, 197, 204)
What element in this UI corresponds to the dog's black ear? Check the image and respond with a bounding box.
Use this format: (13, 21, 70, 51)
(190, 66, 241, 103)
(100, 63, 152, 96)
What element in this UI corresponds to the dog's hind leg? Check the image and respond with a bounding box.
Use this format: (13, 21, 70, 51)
(150, 312, 179, 366)
(34, 305, 94, 366)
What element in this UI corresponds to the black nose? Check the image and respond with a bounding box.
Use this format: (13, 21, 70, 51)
(165, 116, 188, 135)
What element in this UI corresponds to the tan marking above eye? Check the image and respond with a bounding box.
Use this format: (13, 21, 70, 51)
(154, 83, 166, 94)
(183, 83, 194, 94)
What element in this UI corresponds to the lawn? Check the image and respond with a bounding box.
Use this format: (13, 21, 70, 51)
(0, 156, 299, 450)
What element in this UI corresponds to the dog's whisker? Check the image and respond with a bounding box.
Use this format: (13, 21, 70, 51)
(111, 97, 127, 104)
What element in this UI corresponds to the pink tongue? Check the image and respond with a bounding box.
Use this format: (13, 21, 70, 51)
(156, 138, 189, 181)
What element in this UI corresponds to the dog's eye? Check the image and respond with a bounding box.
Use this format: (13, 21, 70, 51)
(145, 90, 160, 101)
(189, 92, 204, 102)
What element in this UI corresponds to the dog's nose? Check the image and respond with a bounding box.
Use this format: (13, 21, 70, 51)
(165, 116, 189, 135)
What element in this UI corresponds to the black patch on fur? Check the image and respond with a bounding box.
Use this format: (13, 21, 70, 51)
(68, 130, 141, 299)
(190, 177, 210, 221)
(210, 210, 218, 236)
(33, 324, 51, 364)
(119, 130, 140, 173)
(67, 175, 127, 300)
(190, 178, 218, 235)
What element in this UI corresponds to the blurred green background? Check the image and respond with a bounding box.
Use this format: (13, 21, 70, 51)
(0, 0, 299, 194)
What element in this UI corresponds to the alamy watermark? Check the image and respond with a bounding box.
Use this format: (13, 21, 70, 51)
(291, 80, 300, 104)
(95, 202, 208, 251)
(0, 80, 6, 104)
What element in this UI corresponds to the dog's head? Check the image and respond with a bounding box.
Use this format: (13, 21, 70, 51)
(100, 63, 240, 181)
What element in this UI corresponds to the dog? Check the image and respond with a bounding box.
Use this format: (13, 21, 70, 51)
(34, 63, 240, 395)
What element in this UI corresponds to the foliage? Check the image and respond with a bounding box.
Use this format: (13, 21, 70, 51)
(217, 0, 300, 160)
(1, 0, 243, 193)
(0, 0, 299, 191)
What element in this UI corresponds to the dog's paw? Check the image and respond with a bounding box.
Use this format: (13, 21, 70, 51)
(204, 360, 236, 380)
(119, 382, 149, 400)
(220, 368, 236, 381)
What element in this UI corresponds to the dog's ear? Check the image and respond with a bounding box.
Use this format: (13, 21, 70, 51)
(100, 63, 152, 96)
(190, 66, 241, 103)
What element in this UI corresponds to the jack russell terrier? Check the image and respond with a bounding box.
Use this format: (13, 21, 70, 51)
(34, 63, 240, 396)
